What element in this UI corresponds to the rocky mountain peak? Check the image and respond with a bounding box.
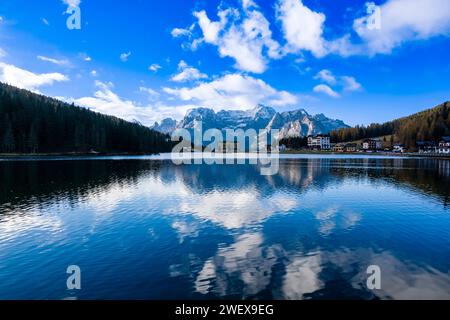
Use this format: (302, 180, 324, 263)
(151, 105, 349, 139)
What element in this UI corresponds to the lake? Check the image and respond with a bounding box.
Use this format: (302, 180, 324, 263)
(0, 155, 449, 300)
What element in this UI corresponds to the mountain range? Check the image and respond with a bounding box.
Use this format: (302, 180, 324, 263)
(151, 105, 349, 139)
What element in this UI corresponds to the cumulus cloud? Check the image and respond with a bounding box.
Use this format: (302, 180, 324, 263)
(0, 62, 69, 92)
(276, 0, 450, 58)
(62, 0, 80, 7)
(119, 51, 131, 62)
(139, 86, 160, 100)
(341, 76, 362, 92)
(69, 81, 195, 125)
(148, 64, 162, 72)
(172, 0, 450, 67)
(171, 23, 195, 38)
(171, 60, 207, 82)
(313, 84, 340, 98)
(276, 0, 327, 57)
(177, 1, 283, 74)
(164, 73, 297, 110)
(171, 28, 191, 38)
(72, 81, 154, 124)
(275, 0, 360, 58)
(313, 70, 362, 96)
(314, 69, 336, 85)
(37, 55, 70, 66)
(354, 0, 450, 55)
(193, 10, 226, 44)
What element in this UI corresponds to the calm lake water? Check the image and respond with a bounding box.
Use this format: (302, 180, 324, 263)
(0, 155, 449, 300)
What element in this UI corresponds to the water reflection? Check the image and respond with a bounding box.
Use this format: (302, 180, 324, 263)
(0, 157, 449, 299)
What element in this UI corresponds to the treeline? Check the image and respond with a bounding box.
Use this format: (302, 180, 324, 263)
(0, 82, 173, 154)
(330, 102, 450, 148)
(279, 136, 308, 149)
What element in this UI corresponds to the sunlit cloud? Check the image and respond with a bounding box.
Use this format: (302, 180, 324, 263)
(0, 62, 69, 92)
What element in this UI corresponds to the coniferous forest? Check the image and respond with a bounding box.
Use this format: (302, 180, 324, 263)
(0, 82, 174, 154)
(330, 101, 450, 148)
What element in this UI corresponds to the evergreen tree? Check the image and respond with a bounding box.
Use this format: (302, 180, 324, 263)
(0, 82, 174, 154)
(330, 102, 449, 150)
(2, 120, 15, 153)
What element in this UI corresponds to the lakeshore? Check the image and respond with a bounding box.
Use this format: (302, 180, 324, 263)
(1, 151, 449, 160)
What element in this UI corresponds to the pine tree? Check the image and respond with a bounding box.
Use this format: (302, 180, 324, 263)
(2, 121, 15, 153)
(0, 82, 173, 154)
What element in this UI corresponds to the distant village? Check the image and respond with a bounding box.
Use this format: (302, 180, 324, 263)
(278, 135, 450, 155)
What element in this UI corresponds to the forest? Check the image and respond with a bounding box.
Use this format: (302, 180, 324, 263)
(330, 101, 450, 149)
(279, 136, 308, 149)
(0, 82, 173, 154)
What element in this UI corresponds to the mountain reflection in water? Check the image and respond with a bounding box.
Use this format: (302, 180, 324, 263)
(0, 157, 449, 300)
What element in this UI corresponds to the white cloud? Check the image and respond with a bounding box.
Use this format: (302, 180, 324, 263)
(164, 73, 297, 110)
(341, 76, 362, 92)
(90, 70, 97, 77)
(41, 18, 50, 26)
(148, 64, 161, 72)
(276, 0, 450, 58)
(313, 84, 340, 98)
(139, 86, 160, 99)
(79, 53, 91, 61)
(71, 81, 197, 125)
(0, 62, 69, 92)
(314, 69, 336, 85)
(314, 70, 362, 95)
(276, 0, 327, 57)
(175, 0, 450, 63)
(37, 55, 70, 66)
(171, 24, 195, 38)
(354, 0, 450, 55)
(120, 51, 131, 62)
(62, 0, 81, 7)
(194, 10, 226, 44)
(171, 28, 190, 38)
(73, 81, 153, 124)
(188, 2, 283, 74)
(171, 60, 207, 82)
(0, 48, 6, 58)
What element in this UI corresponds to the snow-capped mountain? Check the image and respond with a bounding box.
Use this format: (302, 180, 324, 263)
(265, 110, 349, 139)
(151, 105, 349, 139)
(150, 118, 178, 134)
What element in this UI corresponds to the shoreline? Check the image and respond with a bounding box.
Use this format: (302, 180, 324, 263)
(281, 150, 450, 159)
(0, 152, 160, 158)
(0, 151, 449, 160)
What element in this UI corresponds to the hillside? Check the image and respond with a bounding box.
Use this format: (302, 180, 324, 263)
(0, 82, 173, 154)
(330, 102, 450, 149)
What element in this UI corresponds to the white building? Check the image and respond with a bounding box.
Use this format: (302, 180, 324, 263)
(362, 139, 382, 151)
(438, 137, 450, 154)
(308, 135, 331, 150)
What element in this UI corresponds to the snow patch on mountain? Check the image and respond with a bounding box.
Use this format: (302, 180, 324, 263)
(151, 105, 349, 139)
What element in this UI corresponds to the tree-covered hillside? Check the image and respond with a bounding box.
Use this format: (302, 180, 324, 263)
(330, 102, 450, 149)
(0, 82, 173, 154)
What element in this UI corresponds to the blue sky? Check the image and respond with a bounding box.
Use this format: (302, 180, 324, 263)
(0, 0, 449, 126)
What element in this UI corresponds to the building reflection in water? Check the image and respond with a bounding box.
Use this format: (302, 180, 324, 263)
(0, 157, 449, 299)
